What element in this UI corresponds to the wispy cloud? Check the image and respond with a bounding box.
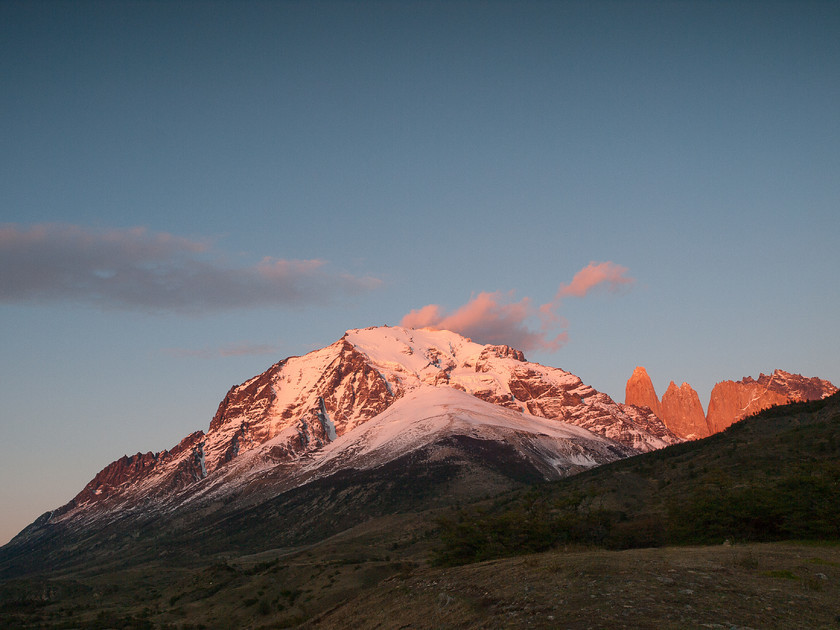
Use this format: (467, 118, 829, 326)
(554, 260, 633, 299)
(0, 224, 381, 313)
(400, 261, 634, 352)
(540, 260, 634, 323)
(161, 341, 284, 359)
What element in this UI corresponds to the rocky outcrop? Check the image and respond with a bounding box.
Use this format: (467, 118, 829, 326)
(625, 366, 661, 417)
(660, 381, 710, 439)
(625, 367, 837, 439)
(706, 370, 837, 434)
(71, 430, 205, 505)
(623, 367, 707, 440)
(501, 364, 678, 452)
(203, 338, 397, 475)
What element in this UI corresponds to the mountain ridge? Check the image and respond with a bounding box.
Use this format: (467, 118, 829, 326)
(2, 325, 676, 570)
(4, 326, 836, 582)
(626, 366, 836, 439)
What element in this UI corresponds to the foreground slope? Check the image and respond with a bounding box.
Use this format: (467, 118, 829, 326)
(307, 543, 840, 630)
(435, 391, 840, 565)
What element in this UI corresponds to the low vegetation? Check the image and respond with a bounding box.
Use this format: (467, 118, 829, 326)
(434, 394, 840, 566)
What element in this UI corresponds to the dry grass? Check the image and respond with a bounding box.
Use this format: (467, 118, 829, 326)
(3, 520, 840, 629)
(304, 542, 840, 630)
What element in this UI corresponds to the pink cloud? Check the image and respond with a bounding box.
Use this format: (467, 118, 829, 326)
(400, 291, 567, 353)
(400, 261, 633, 353)
(555, 261, 634, 299)
(401, 304, 444, 329)
(540, 261, 634, 322)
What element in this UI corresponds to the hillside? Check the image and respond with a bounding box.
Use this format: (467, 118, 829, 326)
(2, 392, 838, 629)
(435, 391, 840, 565)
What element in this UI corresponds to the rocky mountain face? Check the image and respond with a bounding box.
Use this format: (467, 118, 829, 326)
(626, 367, 837, 439)
(706, 370, 838, 434)
(660, 381, 710, 439)
(624, 366, 661, 418)
(625, 367, 709, 438)
(4, 326, 680, 568)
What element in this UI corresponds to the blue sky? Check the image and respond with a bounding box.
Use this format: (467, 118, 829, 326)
(2, 0, 839, 545)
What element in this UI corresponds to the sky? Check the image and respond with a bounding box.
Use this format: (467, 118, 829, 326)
(1, 0, 838, 546)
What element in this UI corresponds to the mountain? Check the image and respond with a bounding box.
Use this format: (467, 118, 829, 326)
(1, 326, 678, 578)
(625, 367, 836, 439)
(624, 366, 661, 417)
(706, 369, 838, 433)
(3, 328, 838, 630)
(3, 390, 837, 630)
(660, 381, 709, 439)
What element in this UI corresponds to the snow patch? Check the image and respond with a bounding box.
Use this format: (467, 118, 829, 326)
(318, 397, 337, 442)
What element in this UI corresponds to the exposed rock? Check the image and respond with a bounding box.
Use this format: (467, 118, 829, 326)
(625, 366, 661, 417)
(660, 381, 710, 439)
(71, 430, 205, 505)
(706, 369, 837, 434)
(32, 326, 683, 540)
(203, 338, 397, 474)
(624, 367, 837, 438)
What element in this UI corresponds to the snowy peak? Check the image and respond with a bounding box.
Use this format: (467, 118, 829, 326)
(343, 326, 528, 395)
(341, 327, 676, 451)
(203, 324, 670, 482)
(308, 386, 633, 481)
(47, 326, 682, 528)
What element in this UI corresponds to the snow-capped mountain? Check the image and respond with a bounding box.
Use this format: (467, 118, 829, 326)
(9, 326, 680, 551)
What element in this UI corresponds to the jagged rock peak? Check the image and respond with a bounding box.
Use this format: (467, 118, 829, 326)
(660, 381, 710, 440)
(740, 369, 837, 398)
(706, 369, 838, 434)
(71, 430, 206, 506)
(625, 366, 661, 417)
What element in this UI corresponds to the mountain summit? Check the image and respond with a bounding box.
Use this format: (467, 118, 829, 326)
(625, 366, 662, 418)
(5, 326, 678, 571)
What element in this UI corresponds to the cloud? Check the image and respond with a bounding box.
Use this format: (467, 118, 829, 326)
(0, 224, 380, 313)
(400, 261, 633, 352)
(540, 261, 634, 323)
(401, 291, 567, 352)
(162, 341, 284, 359)
(554, 261, 634, 299)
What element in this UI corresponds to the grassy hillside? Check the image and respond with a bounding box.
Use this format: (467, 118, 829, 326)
(434, 392, 840, 565)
